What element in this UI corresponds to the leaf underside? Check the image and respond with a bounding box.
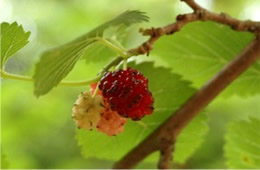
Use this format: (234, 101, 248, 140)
(33, 10, 149, 97)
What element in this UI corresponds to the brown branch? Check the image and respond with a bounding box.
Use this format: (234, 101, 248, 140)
(113, 0, 260, 169)
(158, 137, 175, 169)
(129, 0, 260, 56)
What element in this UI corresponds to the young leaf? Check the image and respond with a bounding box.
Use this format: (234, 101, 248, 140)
(76, 61, 208, 164)
(224, 117, 260, 168)
(0, 22, 30, 68)
(152, 21, 259, 97)
(34, 10, 149, 97)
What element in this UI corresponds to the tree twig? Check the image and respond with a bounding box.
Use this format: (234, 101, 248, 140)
(129, 0, 260, 56)
(113, 0, 260, 168)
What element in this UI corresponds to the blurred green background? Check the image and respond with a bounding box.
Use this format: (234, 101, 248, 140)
(1, 0, 260, 168)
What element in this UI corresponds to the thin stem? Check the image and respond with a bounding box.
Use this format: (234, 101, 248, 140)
(0, 69, 33, 82)
(123, 59, 128, 70)
(0, 69, 100, 86)
(95, 37, 129, 58)
(91, 81, 100, 98)
(60, 76, 100, 86)
(99, 56, 124, 74)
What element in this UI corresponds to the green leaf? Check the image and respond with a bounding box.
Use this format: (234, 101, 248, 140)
(33, 40, 94, 96)
(0, 22, 30, 68)
(76, 61, 208, 164)
(81, 39, 117, 64)
(34, 10, 149, 97)
(81, 14, 144, 64)
(152, 21, 259, 96)
(224, 117, 260, 168)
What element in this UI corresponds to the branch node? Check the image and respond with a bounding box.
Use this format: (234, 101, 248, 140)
(138, 42, 153, 54)
(194, 9, 206, 20)
(176, 14, 186, 21)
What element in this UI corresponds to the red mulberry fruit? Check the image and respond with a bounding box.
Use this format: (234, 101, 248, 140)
(99, 67, 154, 120)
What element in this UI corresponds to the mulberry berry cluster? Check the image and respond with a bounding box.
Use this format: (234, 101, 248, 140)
(72, 84, 126, 136)
(72, 67, 154, 136)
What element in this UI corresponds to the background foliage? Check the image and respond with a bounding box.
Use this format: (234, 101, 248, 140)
(1, 0, 260, 168)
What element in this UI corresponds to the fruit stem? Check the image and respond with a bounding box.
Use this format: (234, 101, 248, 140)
(123, 59, 128, 70)
(92, 81, 100, 98)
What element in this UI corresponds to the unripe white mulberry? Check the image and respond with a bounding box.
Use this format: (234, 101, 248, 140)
(72, 92, 104, 130)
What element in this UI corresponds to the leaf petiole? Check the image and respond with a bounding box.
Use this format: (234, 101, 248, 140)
(93, 37, 129, 58)
(0, 69, 33, 82)
(0, 69, 100, 86)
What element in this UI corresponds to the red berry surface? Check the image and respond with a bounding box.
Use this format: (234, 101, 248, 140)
(99, 67, 154, 120)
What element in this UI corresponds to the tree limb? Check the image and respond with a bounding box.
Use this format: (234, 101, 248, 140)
(129, 0, 260, 56)
(113, 0, 260, 169)
(158, 137, 175, 169)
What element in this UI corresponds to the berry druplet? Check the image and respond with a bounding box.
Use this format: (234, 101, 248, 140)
(99, 67, 154, 120)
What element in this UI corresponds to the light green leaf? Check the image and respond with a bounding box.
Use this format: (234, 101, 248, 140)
(76, 61, 208, 164)
(34, 39, 93, 96)
(224, 117, 260, 168)
(152, 21, 259, 96)
(82, 15, 143, 63)
(34, 10, 149, 97)
(81, 39, 117, 64)
(0, 22, 30, 68)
